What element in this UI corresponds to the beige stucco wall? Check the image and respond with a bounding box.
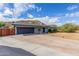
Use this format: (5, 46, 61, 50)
(34, 28, 43, 34)
(34, 28, 48, 34)
(45, 28, 48, 33)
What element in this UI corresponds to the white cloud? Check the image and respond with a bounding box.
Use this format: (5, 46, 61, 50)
(14, 3, 27, 18)
(65, 13, 74, 17)
(27, 13, 33, 18)
(0, 13, 10, 21)
(0, 3, 42, 21)
(0, 3, 5, 8)
(34, 16, 60, 25)
(0, 13, 5, 19)
(67, 5, 79, 11)
(28, 4, 36, 9)
(65, 12, 79, 17)
(0, 3, 14, 21)
(66, 20, 76, 23)
(13, 3, 41, 18)
(36, 7, 42, 12)
(4, 7, 13, 15)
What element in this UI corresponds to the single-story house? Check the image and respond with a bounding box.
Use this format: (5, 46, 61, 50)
(12, 20, 55, 34)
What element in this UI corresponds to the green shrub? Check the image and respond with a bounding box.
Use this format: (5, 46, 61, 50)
(48, 27, 58, 33)
(58, 23, 79, 32)
(0, 22, 5, 27)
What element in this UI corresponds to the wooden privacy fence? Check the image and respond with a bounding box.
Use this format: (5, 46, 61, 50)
(0, 28, 15, 36)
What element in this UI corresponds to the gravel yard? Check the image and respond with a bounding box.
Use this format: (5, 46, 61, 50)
(10, 34, 79, 55)
(49, 33, 79, 40)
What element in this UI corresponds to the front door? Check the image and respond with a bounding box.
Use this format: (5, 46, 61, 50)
(43, 28, 45, 33)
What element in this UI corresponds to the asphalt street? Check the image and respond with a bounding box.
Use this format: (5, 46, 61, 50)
(0, 38, 35, 56)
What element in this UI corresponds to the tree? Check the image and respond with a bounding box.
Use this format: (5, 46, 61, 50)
(0, 22, 5, 27)
(58, 23, 79, 32)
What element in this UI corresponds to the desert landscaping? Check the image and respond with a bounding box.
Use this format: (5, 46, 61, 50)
(50, 33, 79, 40)
(7, 33, 79, 55)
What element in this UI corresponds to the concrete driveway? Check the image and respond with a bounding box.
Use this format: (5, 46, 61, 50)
(1, 34, 79, 56)
(0, 35, 68, 56)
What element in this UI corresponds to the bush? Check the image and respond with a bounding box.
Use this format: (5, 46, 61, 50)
(58, 23, 79, 32)
(0, 22, 5, 27)
(48, 27, 58, 33)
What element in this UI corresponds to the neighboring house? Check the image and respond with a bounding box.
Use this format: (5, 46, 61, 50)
(12, 20, 55, 34)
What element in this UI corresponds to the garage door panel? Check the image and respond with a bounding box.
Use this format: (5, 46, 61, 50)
(17, 27, 34, 34)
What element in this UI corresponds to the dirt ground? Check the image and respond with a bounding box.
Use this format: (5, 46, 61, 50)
(10, 34, 79, 55)
(49, 33, 79, 40)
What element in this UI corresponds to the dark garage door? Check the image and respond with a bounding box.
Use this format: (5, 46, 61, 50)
(17, 27, 34, 34)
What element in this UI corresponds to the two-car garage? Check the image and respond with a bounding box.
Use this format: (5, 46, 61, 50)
(16, 27, 34, 34)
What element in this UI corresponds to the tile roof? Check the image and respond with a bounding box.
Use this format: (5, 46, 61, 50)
(14, 20, 46, 25)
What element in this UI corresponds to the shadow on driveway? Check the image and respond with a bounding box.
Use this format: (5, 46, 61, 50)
(0, 45, 35, 56)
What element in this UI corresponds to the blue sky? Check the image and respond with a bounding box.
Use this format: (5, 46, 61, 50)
(0, 3, 79, 25)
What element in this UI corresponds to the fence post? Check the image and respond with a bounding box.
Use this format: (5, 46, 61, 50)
(0, 29, 1, 36)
